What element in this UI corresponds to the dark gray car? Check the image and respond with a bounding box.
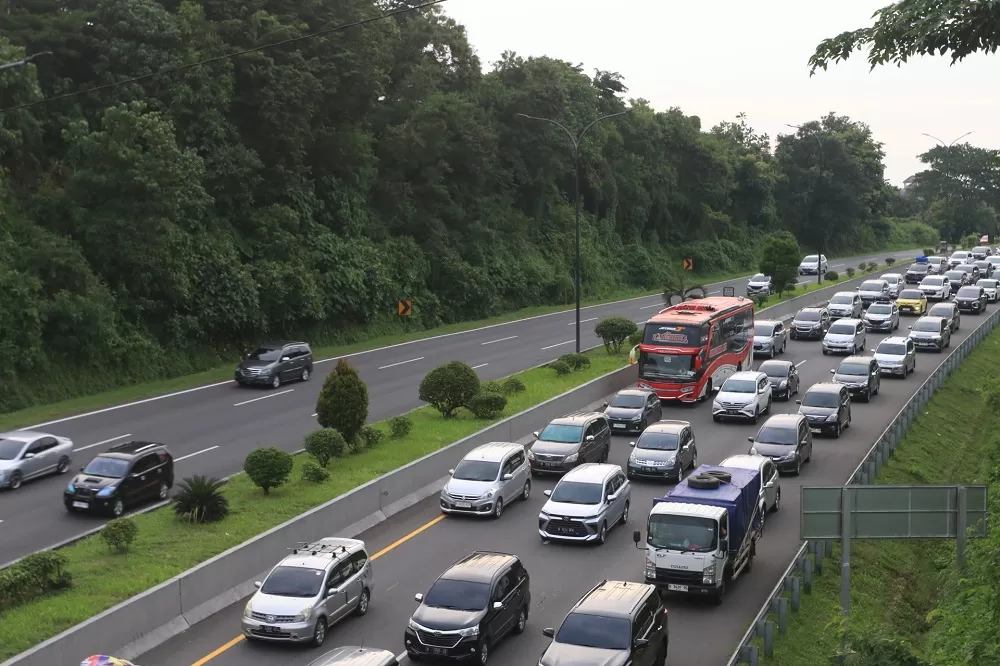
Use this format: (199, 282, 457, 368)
(796, 383, 851, 438)
(235, 341, 313, 388)
(954, 285, 988, 314)
(603, 389, 662, 434)
(757, 360, 800, 400)
(927, 302, 960, 332)
(529, 412, 611, 476)
(907, 316, 951, 351)
(789, 307, 830, 340)
(748, 414, 812, 475)
(626, 420, 698, 481)
(830, 356, 881, 402)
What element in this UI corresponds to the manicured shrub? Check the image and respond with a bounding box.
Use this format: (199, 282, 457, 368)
(825, 270, 840, 281)
(866, 261, 878, 271)
(627, 330, 643, 348)
(468, 391, 507, 419)
(885, 257, 896, 265)
(419, 361, 480, 417)
(100, 517, 138, 553)
(301, 461, 330, 483)
(389, 415, 413, 439)
(751, 294, 769, 308)
(501, 377, 526, 395)
(359, 425, 384, 449)
(859, 262, 867, 270)
(0, 552, 71, 611)
(244, 446, 293, 495)
(594, 316, 639, 354)
(315, 359, 369, 444)
(550, 360, 572, 376)
(558, 353, 591, 370)
(846, 267, 856, 277)
(173, 475, 230, 523)
(480, 379, 504, 394)
(304, 428, 346, 466)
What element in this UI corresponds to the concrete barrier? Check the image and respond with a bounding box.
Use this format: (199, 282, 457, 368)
(3, 260, 914, 666)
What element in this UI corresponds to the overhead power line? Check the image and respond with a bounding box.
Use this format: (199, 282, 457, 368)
(1, 0, 447, 113)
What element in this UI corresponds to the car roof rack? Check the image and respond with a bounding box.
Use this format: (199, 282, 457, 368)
(290, 541, 349, 557)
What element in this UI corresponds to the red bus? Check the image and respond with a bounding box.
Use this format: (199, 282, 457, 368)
(637, 297, 755, 402)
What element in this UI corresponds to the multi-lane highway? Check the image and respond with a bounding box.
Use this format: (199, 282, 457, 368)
(0, 250, 907, 565)
(135, 259, 980, 666)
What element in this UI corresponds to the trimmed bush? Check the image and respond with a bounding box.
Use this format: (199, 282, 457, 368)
(594, 316, 638, 354)
(100, 517, 138, 553)
(751, 293, 769, 308)
(301, 461, 331, 483)
(558, 353, 591, 370)
(173, 475, 230, 523)
(315, 358, 369, 445)
(846, 267, 856, 278)
(627, 330, 643, 348)
(418, 361, 480, 418)
(501, 377, 526, 395)
(550, 360, 572, 375)
(885, 257, 896, 265)
(825, 270, 840, 281)
(866, 261, 878, 271)
(468, 391, 507, 419)
(389, 414, 412, 439)
(923, 248, 935, 257)
(243, 447, 293, 495)
(859, 262, 867, 270)
(304, 428, 346, 466)
(359, 425, 384, 449)
(0, 552, 71, 612)
(480, 379, 504, 394)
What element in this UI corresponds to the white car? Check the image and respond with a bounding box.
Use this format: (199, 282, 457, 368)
(798, 254, 828, 275)
(881, 273, 903, 297)
(538, 463, 630, 544)
(719, 454, 781, 515)
(949, 251, 972, 268)
(918, 275, 952, 300)
(746, 273, 773, 296)
(978, 278, 999, 302)
(711, 370, 772, 424)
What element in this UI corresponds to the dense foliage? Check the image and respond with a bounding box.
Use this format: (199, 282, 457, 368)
(0, 1, 924, 413)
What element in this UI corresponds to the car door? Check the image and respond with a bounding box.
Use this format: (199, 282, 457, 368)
(646, 393, 662, 425)
(614, 471, 630, 516)
(853, 295, 862, 317)
(498, 454, 517, 503)
(337, 552, 366, 621)
(678, 429, 694, 469)
(487, 570, 514, 639)
(130, 453, 162, 502)
(322, 561, 352, 623)
(906, 340, 916, 369)
(19, 438, 49, 478)
(773, 323, 785, 349)
(596, 417, 612, 456)
(788, 363, 799, 394)
(798, 421, 812, 461)
(856, 321, 866, 348)
(839, 388, 851, 426)
(761, 460, 778, 509)
(505, 450, 528, 502)
(631, 597, 656, 666)
(278, 347, 298, 381)
(869, 360, 880, 392)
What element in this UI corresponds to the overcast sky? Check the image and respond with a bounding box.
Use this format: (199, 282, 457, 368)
(443, 0, 997, 186)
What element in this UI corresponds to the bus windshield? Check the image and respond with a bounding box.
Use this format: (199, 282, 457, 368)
(642, 322, 706, 348)
(638, 351, 696, 381)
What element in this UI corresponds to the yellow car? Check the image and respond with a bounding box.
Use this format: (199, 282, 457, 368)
(895, 288, 928, 316)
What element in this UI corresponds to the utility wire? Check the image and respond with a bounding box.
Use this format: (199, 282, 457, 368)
(1, 0, 447, 113)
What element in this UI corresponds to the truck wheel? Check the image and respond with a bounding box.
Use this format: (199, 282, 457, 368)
(713, 573, 728, 606)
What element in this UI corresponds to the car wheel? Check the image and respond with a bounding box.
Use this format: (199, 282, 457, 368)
(271, 375, 281, 389)
(691, 449, 698, 469)
(521, 480, 531, 502)
(492, 497, 504, 520)
(833, 421, 842, 438)
(620, 501, 630, 525)
(513, 606, 528, 634)
(57, 456, 71, 474)
(8, 470, 22, 490)
(355, 589, 370, 616)
(311, 618, 327, 647)
(772, 489, 781, 512)
(158, 482, 169, 500)
(477, 638, 491, 665)
(597, 521, 608, 545)
(111, 499, 124, 517)
(301, 368, 310, 382)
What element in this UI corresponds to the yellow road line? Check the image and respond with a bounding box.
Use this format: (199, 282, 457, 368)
(188, 513, 447, 665)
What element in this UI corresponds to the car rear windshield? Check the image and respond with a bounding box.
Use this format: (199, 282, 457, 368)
(898, 290, 922, 299)
(878, 343, 906, 355)
(928, 305, 952, 317)
(802, 391, 840, 408)
(908, 264, 928, 272)
(867, 304, 892, 315)
(830, 294, 854, 304)
(538, 424, 583, 443)
(260, 566, 324, 598)
(82, 457, 129, 479)
(452, 460, 500, 482)
(958, 287, 981, 297)
(609, 393, 645, 409)
(636, 432, 679, 451)
(556, 612, 631, 650)
(758, 361, 788, 378)
(795, 311, 820, 321)
(550, 481, 603, 504)
(838, 362, 869, 375)
(754, 323, 775, 336)
(424, 579, 490, 611)
(946, 272, 964, 280)
(755, 425, 797, 445)
(921, 277, 944, 285)
(828, 323, 856, 335)
(883, 275, 900, 283)
(912, 320, 941, 332)
(860, 281, 884, 291)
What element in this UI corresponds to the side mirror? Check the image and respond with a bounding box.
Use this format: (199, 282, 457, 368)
(908, 325, 912, 329)
(720, 538, 729, 551)
(23, 452, 35, 459)
(280, 356, 290, 362)
(765, 480, 774, 489)
(493, 601, 503, 611)
(585, 435, 595, 442)
(632, 529, 641, 544)
(602, 402, 609, 409)
(711, 386, 720, 393)
(327, 587, 340, 596)
(502, 473, 513, 481)
(79, 466, 85, 472)
(414, 593, 424, 603)
(448, 468, 455, 475)
(870, 349, 876, 353)
(629, 441, 636, 447)
(254, 581, 262, 588)
(747, 436, 754, 443)
(634, 638, 650, 649)
(532, 431, 539, 438)
(543, 489, 552, 497)
(795, 400, 801, 405)
(542, 628, 555, 638)
(829, 369, 835, 373)
(606, 494, 615, 503)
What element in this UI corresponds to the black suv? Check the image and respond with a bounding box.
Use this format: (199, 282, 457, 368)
(540, 580, 668, 666)
(64, 441, 174, 517)
(796, 383, 851, 438)
(905, 262, 930, 284)
(405, 552, 530, 664)
(789, 307, 830, 340)
(235, 341, 314, 388)
(528, 411, 612, 475)
(954, 285, 988, 314)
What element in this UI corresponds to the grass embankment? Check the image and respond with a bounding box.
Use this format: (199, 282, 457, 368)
(0, 348, 628, 659)
(0, 250, 919, 431)
(755, 323, 1000, 665)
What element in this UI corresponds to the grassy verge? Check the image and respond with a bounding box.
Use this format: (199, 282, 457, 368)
(0, 250, 919, 431)
(0, 348, 628, 659)
(752, 321, 1000, 664)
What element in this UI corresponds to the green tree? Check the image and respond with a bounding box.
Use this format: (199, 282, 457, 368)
(315, 359, 369, 444)
(243, 447, 293, 495)
(759, 232, 800, 296)
(809, 0, 1000, 73)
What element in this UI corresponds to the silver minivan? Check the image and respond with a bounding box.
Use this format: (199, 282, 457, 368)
(440, 442, 530, 518)
(827, 291, 863, 319)
(538, 463, 630, 545)
(242, 538, 373, 647)
(822, 318, 866, 355)
(307, 647, 399, 666)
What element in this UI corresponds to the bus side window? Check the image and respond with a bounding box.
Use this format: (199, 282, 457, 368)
(700, 324, 709, 346)
(709, 322, 723, 354)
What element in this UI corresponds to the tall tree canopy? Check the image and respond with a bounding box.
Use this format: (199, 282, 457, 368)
(0, 0, 921, 412)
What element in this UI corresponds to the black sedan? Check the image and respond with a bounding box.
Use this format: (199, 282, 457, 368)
(757, 360, 800, 401)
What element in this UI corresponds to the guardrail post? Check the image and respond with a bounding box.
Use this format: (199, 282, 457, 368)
(763, 620, 775, 657)
(825, 539, 833, 557)
(787, 576, 801, 611)
(804, 554, 813, 592)
(769, 595, 789, 632)
(739, 643, 760, 665)
(813, 541, 823, 574)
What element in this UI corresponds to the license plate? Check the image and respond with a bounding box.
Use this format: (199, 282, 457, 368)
(259, 625, 280, 633)
(455, 502, 472, 509)
(727, 410, 741, 414)
(613, 423, 626, 429)
(540, 462, 557, 468)
(643, 467, 658, 473)
(429, 648, 448, 656)
(554, 527, 577, 535)
(72, 501, 88, 509)
(667, 584, 688, 592)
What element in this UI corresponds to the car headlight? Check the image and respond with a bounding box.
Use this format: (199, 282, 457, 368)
(479, 489, 496, 499)
(777, 452, 796, 462)
(97, 485, 116, 497)
(749, 447, 758, 455)
(779, 381, 787, 388)
(66, 483, 75, 492)
(243, 601, 253, 618)
(826, 414, 838, 421)
(564, 453, 578, 463)
(703, 562, 716, 577)
(526, 450, 535, 460)
(458, 625, 479, 638)
(712, 401, 722, 409)
(408, 618, 420, 632)
(294, 607, 311, 622)
(631, 413, 643, 421)
(628, 453, 637, 463)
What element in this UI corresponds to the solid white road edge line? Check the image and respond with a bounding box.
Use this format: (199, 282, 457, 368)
(74, 433, 132, 453)
(233, 389, 294, 407)
(378, 357, 425, 370)
(541, 340, 574, 350)
(472, 363, 488, 369)
(174, 446, 219, 463)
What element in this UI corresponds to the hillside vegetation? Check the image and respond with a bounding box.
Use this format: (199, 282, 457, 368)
(0, 0, 936, 413)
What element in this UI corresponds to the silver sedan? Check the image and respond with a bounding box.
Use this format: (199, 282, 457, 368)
(0, 431, 75, 490)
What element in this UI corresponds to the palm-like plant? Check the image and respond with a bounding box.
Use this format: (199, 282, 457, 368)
(173, 475, 230, 523)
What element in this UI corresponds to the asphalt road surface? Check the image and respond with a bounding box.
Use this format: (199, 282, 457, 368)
(136, 276, 989, 666)
(0, 250, 908, 564)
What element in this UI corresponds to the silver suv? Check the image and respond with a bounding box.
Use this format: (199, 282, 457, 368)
(539, 463, 631, 545)
(823, 318, 866, 355)
(242, 538, 373, 646)
(827, 292, 863, 319)
(440, 442, 530, 519)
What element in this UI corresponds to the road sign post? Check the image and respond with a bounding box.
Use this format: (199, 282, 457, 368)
(682, 258, 694, 271)
(397, 299, 413, 316)
(723, 286, 735, 297)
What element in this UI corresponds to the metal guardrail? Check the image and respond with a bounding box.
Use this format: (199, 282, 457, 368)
(727, 305, 1000, 665)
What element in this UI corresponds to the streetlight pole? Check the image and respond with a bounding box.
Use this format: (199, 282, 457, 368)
(0, 51, 52, 73)
(787, 123, 828, 285)
(921, 132, 973, 245)
(516, 108, 632, 353)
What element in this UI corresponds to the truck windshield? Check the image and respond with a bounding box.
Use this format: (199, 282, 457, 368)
(638, 351, 696, 381)
(648, 514, 718, 552)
